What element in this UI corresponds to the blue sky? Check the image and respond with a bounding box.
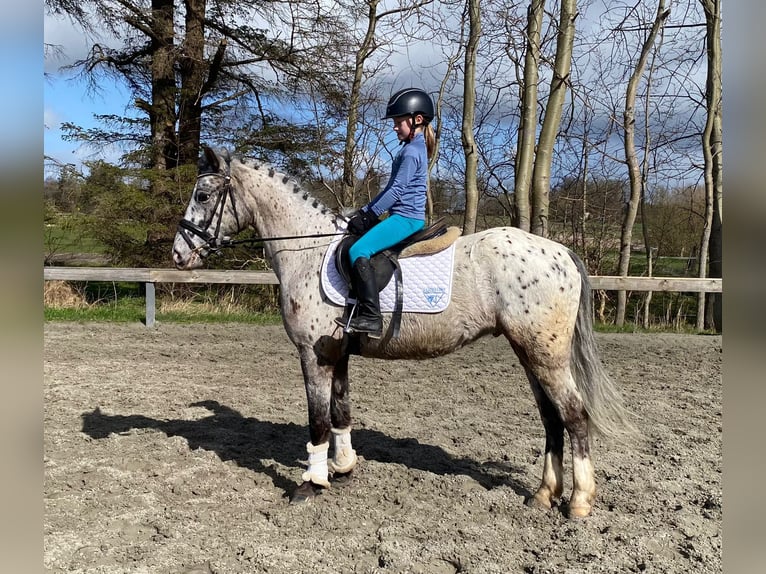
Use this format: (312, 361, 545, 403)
(44, 10, 129, 175)
(44, 76, 130, 171)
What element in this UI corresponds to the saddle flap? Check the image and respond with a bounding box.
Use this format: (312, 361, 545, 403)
(334, 236, 396, 291)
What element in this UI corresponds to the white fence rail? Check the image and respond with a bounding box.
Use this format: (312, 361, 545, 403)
(44, 266, 722, 328)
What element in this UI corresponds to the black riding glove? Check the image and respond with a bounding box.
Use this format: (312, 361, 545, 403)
(347, 208, 377, 235)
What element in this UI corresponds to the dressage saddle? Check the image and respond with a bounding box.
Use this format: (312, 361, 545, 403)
(334, 217, 459, 338)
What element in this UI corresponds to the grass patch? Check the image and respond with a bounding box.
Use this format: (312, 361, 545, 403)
(156, 309, 282, 325)
(593, 321, 709, 335)
(44, 217, 109, 255)
(44, 297, 283, 325)
(44, 280, 283, 324)
(45, 302, 146, 323)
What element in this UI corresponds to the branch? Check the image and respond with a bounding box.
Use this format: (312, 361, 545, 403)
(376, 0, 434, 22)
(201, 38, 228, 94)
(123, 14, 154, 39)
(613, 22, 705, 32)
(201, 89, 251, 111)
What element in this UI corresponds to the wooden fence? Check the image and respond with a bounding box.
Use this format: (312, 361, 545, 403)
(44, 266, 722, 328)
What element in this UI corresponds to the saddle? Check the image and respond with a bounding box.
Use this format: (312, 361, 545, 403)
(334, 218, 461, 338)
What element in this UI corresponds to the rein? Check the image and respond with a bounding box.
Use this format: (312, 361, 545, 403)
(177, 159, 346, 256)
(219, 231, 345, 247)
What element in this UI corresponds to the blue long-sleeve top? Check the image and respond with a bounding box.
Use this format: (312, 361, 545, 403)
(365, 132, 427, 220)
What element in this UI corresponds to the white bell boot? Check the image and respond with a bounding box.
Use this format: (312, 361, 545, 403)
(328, 427, 358, 474)
(301, 441, 331, 488)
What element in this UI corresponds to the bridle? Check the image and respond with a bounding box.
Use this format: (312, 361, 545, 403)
(177, 162, 239, 256)
(177, 159, 345, 257)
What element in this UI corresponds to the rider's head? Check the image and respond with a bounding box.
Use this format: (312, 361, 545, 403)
(382, 88, 436, 156)
(382, 88, 435, 124)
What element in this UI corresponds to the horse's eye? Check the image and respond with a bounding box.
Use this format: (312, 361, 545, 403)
(196, 191, 210, 203)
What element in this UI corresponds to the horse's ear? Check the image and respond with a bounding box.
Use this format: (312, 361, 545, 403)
(199, 145, 220, 174)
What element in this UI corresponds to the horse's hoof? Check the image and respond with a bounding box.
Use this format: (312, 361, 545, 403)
(524, 494, 553, 511)
(290, 481, 325, 505)
(565, 504, 592, 519)
(331, 470, 354, 486)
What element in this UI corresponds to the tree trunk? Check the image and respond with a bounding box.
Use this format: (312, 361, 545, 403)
(429, 51, 459, 224)
(615, 1, 668, 326)
(530, 0, 576, 238)
(640, 35, 659, 330)
(149, 0, 178, 172)
(177, 0, 212, 167)
(699, 0, 722, 332)
(514, 0, 544, 233)
(580, 135, 589, 265)
(461, 0, 481, 235)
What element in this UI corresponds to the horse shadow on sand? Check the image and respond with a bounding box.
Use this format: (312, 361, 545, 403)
(81, 400, 533, 500)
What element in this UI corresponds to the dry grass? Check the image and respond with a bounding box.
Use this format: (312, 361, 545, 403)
(44, 281, 88, 309)
(158, 298, 251, 315)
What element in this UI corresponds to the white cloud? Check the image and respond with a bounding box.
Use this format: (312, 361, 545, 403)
(44, 106, 60, 132)
(44, 13, 92, 74)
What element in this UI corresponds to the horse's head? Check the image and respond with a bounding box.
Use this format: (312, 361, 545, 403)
(173, 146, 244, 270)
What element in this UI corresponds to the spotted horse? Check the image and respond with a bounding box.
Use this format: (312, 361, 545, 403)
(173, 147, 635, 518)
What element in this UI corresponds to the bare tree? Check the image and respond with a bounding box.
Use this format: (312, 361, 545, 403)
(511, 0, 576, 238)
(639, 11, 665, 329)
(615, 1, 669, 327)
(428, 9, 466, 223)
(461, 0, 482, 234)
(341, 0, 382, 208)
(514, 0, 545, 233)
(698, 0, 722, 332)
(529, 0, 577, 238)
(339, 0, 435, 208)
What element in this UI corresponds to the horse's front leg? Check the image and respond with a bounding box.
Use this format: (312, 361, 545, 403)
(291, 347, 334, 504)
(328, 353, 358, 480)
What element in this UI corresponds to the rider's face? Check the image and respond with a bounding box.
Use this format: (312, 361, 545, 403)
(392, 114, 422, 141)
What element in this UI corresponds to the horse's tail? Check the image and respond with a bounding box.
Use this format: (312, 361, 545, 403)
(568, 250, 638, 440)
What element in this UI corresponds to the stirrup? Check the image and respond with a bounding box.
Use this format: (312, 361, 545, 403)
(347, 317, 383, 339)
(334, 302, 357, 332)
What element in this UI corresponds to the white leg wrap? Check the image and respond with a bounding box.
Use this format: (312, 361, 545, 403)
(301, 441, 331, 488)
(328, 427, 358, 474)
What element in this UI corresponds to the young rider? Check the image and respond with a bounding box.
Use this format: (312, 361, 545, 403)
(336, 87, 436, 339)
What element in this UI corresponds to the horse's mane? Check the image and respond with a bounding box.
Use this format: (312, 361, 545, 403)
(234, 155, 337, 218)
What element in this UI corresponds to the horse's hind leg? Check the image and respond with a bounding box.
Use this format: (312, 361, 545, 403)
(329, 353, 358, 477)
(524, 367, 566, 511)
(517, 358, 596, 517)
(533, 364, 595, 518)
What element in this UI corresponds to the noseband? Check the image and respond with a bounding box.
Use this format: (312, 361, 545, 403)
(177, 162, 241, 256)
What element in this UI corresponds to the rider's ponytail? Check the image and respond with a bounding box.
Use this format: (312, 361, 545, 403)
(423, 123, 436, 160)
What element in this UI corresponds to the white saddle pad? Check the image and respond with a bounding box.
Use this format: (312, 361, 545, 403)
(320, 236, 456, 313)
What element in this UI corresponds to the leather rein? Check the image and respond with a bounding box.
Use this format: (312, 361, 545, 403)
(177, 161, 345, 256)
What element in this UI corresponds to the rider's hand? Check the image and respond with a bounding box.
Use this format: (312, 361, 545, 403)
(347, 209, 377, 235)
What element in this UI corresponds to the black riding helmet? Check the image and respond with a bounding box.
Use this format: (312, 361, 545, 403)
(382, 88, 435, 122)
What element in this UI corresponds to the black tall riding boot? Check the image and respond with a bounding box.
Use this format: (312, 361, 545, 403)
(347, 257, 383, 339)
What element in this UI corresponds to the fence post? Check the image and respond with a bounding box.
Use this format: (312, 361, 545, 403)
(145, 282, 156, 327)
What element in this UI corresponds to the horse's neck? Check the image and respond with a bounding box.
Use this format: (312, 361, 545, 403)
(235, 162, 339, 280)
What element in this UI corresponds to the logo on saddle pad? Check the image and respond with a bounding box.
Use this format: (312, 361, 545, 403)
(423, 287, 446, 308)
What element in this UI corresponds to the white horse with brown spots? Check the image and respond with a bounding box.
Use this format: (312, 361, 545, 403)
(172, 147, 634, 518)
